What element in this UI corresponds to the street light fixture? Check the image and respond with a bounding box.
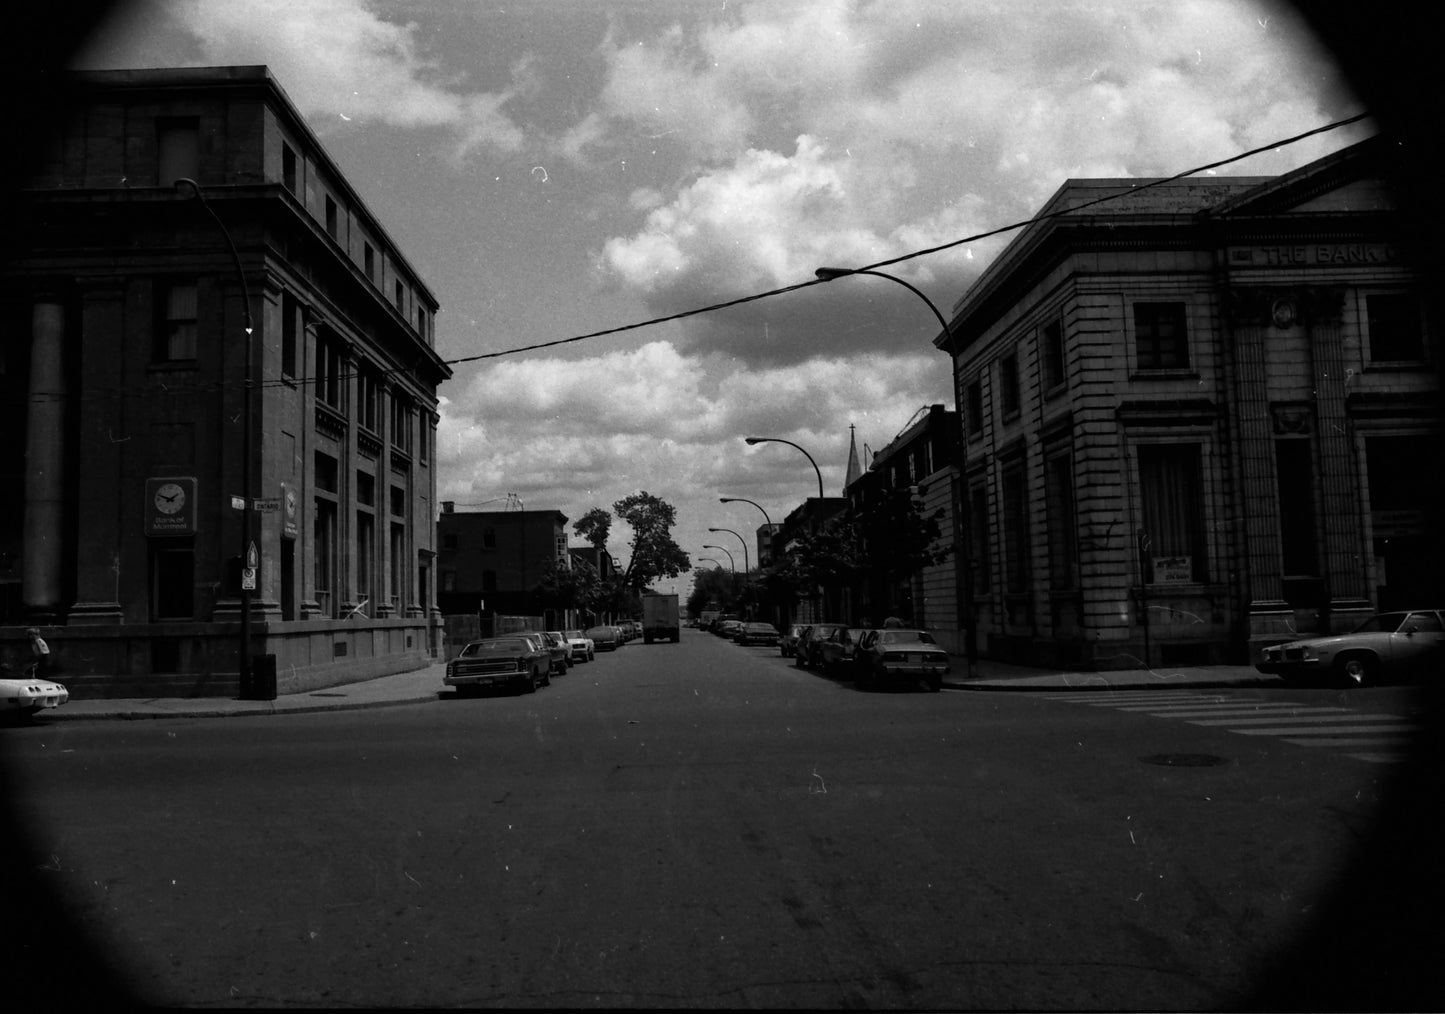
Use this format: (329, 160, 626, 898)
(702, 545, 735, 571)
(814, 264, 977, 672)
(707, 527, 749, 573)
(698, 557, 723, 569)
(177, 178, 262, 698)
(719, 496, 771, 527)
(743, 436, 824, 501)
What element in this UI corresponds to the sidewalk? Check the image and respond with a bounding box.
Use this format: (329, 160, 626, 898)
(944, 656, 1277, 692)
(35, 655, 1276, 723)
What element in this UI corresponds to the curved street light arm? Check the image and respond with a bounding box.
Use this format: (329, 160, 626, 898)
(743, 436, 825, 502)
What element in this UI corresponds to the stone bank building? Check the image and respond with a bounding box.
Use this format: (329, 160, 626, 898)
(1, 67, 451, 695)
(946, 137, 1439, 668)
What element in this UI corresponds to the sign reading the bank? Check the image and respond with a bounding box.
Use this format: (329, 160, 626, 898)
(146, 476, 197, 536)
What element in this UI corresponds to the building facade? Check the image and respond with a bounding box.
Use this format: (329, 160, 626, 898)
(845, 404, 963, 649)
(2, 67, 451, 694)
(944, 137, 1438, 668)
(436, 505, 571, 625)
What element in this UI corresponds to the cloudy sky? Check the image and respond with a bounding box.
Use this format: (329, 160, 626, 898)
(73, 0, 1369, 600)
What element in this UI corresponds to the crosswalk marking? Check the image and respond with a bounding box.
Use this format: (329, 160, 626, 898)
(1044, 690, 1416, 763)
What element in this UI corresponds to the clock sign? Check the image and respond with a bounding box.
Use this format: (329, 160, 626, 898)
(146, 477, 197, 535)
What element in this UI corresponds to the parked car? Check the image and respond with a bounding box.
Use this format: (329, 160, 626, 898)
(816, 626, 866, 674)
(780, 624, 807, 658)
(0, 663, 69, 719)
(543, 631, 573, 673)
(716, 619, 742, 639)
(445, 636, 551, 695)
(586, 625, 620, 651)
(794, 622, 847, 669)
(563, 629, 595, 663)
(854, 628, 950, 691)
(735, 622, 780, 647)
(1256, 609, 1445, 686)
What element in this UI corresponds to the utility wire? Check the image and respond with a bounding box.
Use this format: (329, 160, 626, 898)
(7, 112, 1372, 407)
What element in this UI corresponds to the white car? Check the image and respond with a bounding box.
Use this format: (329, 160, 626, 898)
(563, 629, 594, 663)
(1, 665, 69, 717)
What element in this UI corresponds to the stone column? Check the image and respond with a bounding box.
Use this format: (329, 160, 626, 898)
(1227, 288, 1286, 610)
(23, 301, 68, 617)
(1304, 286, 1366, 606)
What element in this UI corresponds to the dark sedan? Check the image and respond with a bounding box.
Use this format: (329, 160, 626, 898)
(586, 625, 620, 651)
(854, 628, 950, 692)
(444, 636, 552, 695)
(816, 626, 865, 674)
(735, 622, 780, 647)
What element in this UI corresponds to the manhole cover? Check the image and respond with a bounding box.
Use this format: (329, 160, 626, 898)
(1140, 753, 1227, 767)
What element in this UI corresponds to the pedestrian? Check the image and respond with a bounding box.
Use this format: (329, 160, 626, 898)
(27, 627, 52, 676)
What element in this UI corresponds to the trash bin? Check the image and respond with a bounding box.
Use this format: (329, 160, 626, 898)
(246, 653, 278, 701)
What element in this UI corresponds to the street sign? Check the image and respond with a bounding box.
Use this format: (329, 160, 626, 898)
(253, 497, 280, 513)
(231, 495, 246, 511)
(241, 567, 256, 591)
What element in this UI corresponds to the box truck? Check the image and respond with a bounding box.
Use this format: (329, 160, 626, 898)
(642, 593, 680, 643)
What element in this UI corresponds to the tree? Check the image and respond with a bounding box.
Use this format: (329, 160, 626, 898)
(613, 491, 691, 590)
(573, 508, 611, 550)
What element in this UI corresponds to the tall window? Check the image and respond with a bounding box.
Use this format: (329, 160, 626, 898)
(316, 334, 345, 411)
(357, 366, 380, 432)
(1044, 452, 1077, 591)
(968, 483, 990, 594)
(356, 511, 375, 609)
(1275, 439, 1317, 576)
(395, 280, 405, 311)
(1041, 318, 1065, 392)
(391, 395, 412, 454)
(390, 524, 406, 607)
(364, 243, 375, 282)
(156, 280, 197, 361)
(157, 116, 199, 185)
(1367, 293, 1424, 362)
(325, 195, 338, 240)
(1001, 465, 1030, 593)
(999, 352, 1020, 418)
(281, 142, 297, 193)
(315, 452, 339, 617)
(966, 379, 984, 439)
(1139, 443, 1206, 583)
(1134, 302, 1189, 370)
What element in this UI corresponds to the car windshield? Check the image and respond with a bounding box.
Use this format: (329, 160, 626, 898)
(1349, 612, 1410, 634)
(565, 630, 583, 639)
(463, 638, 529, 654)
(747, 624, 773, 632)
(879, 630, 938, 645)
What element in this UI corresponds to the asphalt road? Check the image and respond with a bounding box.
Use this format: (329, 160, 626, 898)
(2, 629, 1441, 1009)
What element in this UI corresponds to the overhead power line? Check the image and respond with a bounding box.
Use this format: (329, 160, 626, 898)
(8, 112, 1372, 408)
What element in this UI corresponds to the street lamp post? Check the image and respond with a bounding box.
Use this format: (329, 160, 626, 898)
(702, 545, 735, 572)
(177, 178, 261, 698)
(698, 557, 723, 569)
(743, 436, 824, 502)
(814, 265, 977, 674)
(707, 527, 749, 574)
(720, 495, 775, 570)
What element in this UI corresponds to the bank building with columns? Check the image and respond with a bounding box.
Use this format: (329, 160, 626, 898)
(1, 67, 451, 696)
(943, 136, 1439, 669)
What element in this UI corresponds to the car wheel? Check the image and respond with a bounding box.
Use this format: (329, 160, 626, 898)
(856, 669, 873, 692)
(541, 665, 552, 687)
(927, 675, 943, 693)
(1337, 653, 1375, 687)
(795, 651, 807, 669)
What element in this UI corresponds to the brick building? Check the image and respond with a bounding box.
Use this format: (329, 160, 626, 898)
(1, 67, 450, 694)
(844, 404, 964, 649)
(944, 137, 1438, 668)
(436, 505, 572, 625)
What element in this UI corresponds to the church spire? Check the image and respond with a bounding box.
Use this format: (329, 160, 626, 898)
(844, 424, 862, 492)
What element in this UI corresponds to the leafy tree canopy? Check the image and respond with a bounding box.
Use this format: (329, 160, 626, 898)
(614, 491, 691, 590)
(572, 508, 611, 550)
